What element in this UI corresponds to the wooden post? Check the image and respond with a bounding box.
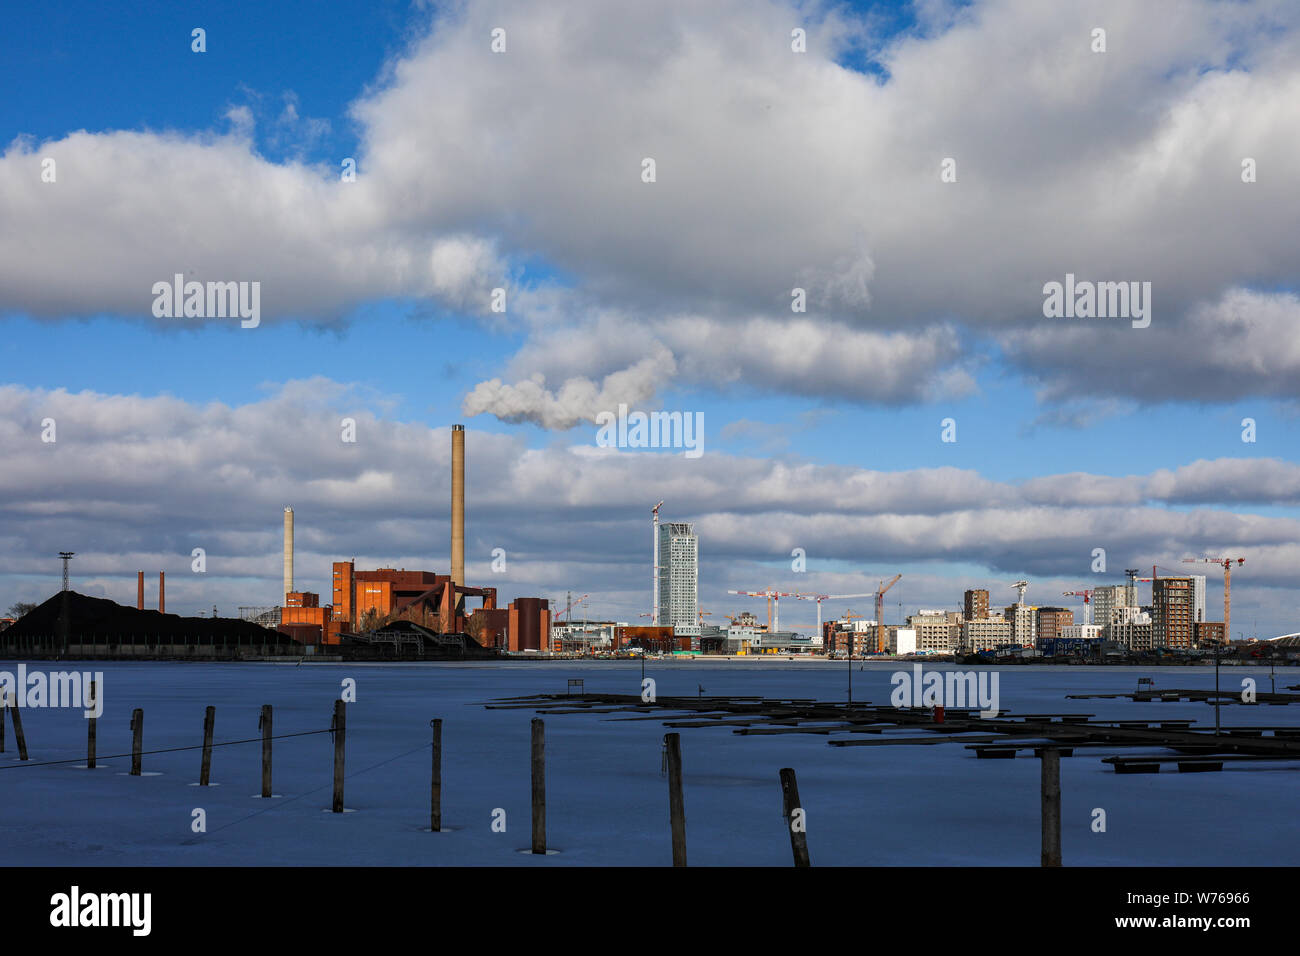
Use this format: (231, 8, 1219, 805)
(260, 704, 273, 797)
(87, 679, 97, 769)
(779, 767, 811, 867)
(1040, 748, 1061, 867)
(430, 718, 443, 832)
(331, 700, 346, 813)
(130, 708, 143, 775)
(199, 706, 215, 786)
(10, 693, 30, 761)
(531, 717, 546, 853)
(664, 732, 687, 866)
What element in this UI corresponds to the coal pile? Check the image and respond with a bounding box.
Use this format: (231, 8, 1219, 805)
(1, 591, 277, 643)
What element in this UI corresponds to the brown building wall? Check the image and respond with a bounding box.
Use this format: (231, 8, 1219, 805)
(471, 608, 510, 648)
(278, 622, 322, 644)
(1036, 607, 1074, 644)
(1154, 577, 1195, 649)
(616, 625, 676, 652)
(281, 604, 340, 644)
(963, 589, 990, 621)
(509, 598, 550, 651)
(286, 591, 319, 608)
(1196, 621, 1226, 645)
(355, 569, 442, 591)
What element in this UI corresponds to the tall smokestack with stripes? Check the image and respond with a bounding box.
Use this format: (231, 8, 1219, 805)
(451, 425, 465, 587)
(159, 571, 165, 613)
(137, 571, 144, 610)
(283, 507, 294, 599)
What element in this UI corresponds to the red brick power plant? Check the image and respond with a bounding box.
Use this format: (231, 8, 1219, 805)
(277, 424, 550, 650)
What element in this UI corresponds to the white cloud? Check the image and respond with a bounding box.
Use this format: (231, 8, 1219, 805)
(3, 383, 1300, 634)
(3, 0, 1300, 413)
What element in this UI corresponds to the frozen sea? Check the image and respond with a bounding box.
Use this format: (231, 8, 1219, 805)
(1, 659, 1296, 866)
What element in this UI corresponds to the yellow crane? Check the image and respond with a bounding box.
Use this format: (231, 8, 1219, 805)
(1182, 557, 1245, 644)
(874, 574, 902, 654)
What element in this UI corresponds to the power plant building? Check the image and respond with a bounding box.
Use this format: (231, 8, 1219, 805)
(273, 425, 548, 650)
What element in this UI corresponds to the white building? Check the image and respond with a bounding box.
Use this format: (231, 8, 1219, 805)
(657, 522, 699, 637)
(962, 616, 1013, 651)
(908, 612, 959, 654)
(1003, 603, 1037, 647)
(550, 621, 618, 650)
(889, 627, 918, 655)
(726, 622, 762, 652)
(1107, 607, 1153, 650)
(1092, 584, 1133, 628)
(1061, 623, 1104, 640)
(1191, 574, 1207, 623)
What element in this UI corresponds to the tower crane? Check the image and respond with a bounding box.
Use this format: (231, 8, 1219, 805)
(793, 592, 873, 637)
(553, 593, 589, 623)
(727, 586, 796, 632)
(1183, 557, 1245, 644)
(874, 574, 902, 654)
(1061, 589, 1093, 626)
(1010, 580, 1029, 605)
(651, 501, 664, 625)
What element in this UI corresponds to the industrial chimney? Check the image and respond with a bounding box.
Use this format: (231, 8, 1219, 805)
(451, 425, 465, 586)
(159, 571, 165, 613)
(137, 570, 144, 610)
(283, 507, 294, 599)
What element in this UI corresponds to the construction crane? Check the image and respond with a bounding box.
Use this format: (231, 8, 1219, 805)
(553, 592, 589, 623)
(727, 587, 796, 632)
(794, 592, 873, 638)
(1061, 589, 1093, 626)
(874, 574, 902, 654)
(1124, 569, 1141, 604)
(1010, 580, 1029, 605)
(651, 501, 664, 625)
(1183, 557, 1245, 644)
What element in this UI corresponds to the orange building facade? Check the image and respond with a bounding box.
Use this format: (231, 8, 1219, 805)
(279, 562, 550, 650)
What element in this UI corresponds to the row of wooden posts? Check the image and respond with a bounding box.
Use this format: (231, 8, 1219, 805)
(0, 684, 345, 808)
(0, 690, 1064, 865)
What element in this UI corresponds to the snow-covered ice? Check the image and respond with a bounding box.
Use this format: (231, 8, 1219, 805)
(1, 660, 1295, 866)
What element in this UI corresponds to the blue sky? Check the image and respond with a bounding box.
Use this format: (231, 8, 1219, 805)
(4, 0, 1294, 483)
(3, 0, 1299, 634)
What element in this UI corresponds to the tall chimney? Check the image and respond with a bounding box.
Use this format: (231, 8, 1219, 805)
(283, 507, 295, 599)
(159, 571, 165, 613)
(137, 570, 144, 610)
(451, 425, 465, 586)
